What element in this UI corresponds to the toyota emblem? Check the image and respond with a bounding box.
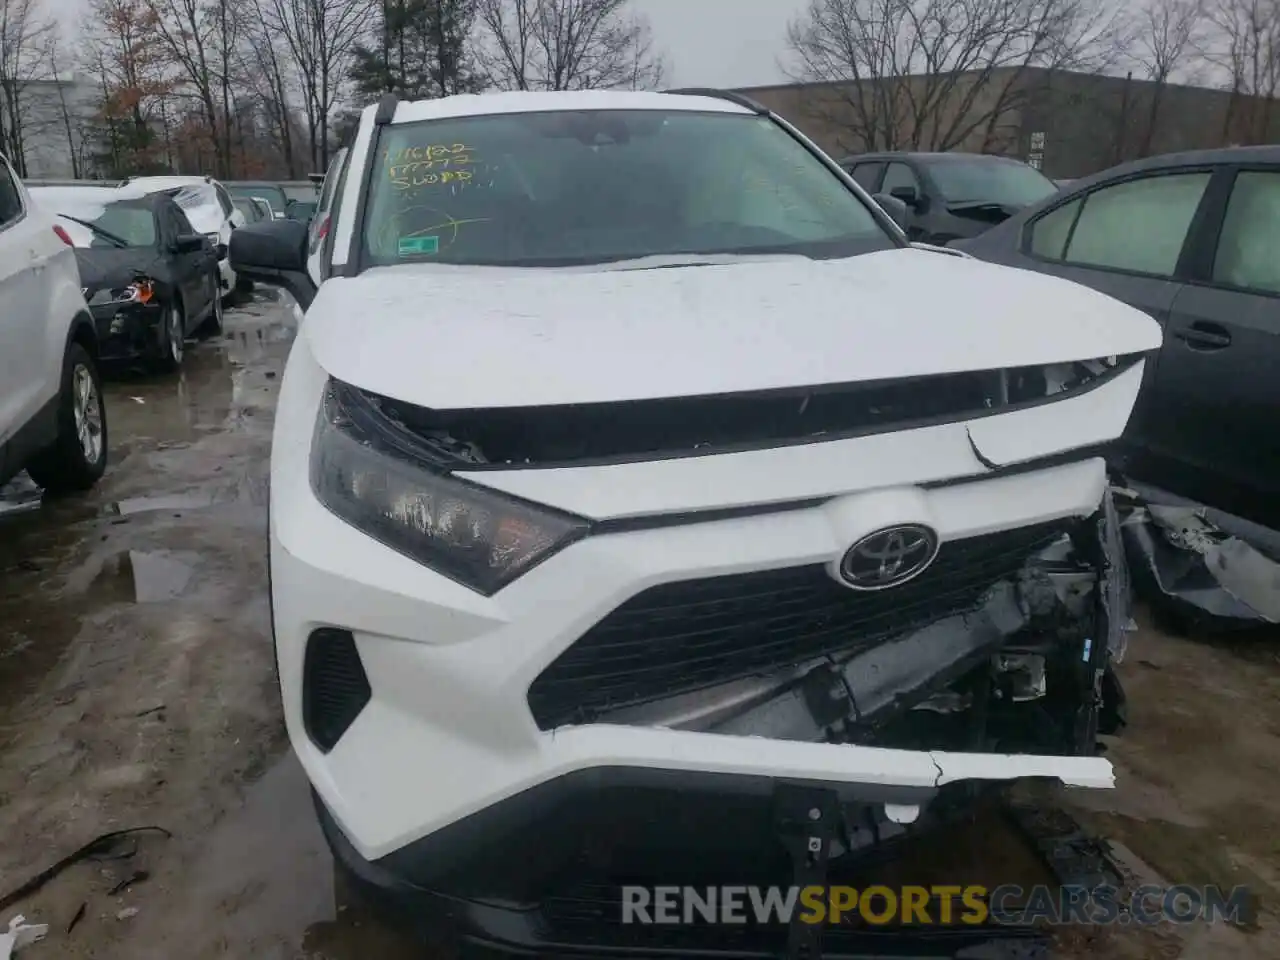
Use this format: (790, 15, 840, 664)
(838, 524, 940, 591)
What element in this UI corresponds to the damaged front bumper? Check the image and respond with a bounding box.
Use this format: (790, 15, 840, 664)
(595, 489, 1130, 758)
(91, 302, 166, 362)
(286, 479, 1130, 956)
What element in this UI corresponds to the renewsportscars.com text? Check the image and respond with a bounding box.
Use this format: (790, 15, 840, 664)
(621, 884, 1252, 927)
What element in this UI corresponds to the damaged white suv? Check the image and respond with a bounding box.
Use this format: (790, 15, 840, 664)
(233, 89, 1161, 955)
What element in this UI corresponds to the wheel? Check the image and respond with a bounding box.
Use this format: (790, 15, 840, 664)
(26, 342, 108, 494)
(200, 276, 225, 335)
(155, 298, 186, 372)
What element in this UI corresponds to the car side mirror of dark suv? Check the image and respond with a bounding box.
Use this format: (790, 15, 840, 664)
(889, 185, 920, 207)
(174, 233, 207, 254)
(872, 193, 910, 231)
(229, 218, 316, 308)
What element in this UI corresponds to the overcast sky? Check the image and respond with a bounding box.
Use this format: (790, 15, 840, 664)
(633, 0, 806, 87)
(58, 0, 805, 90)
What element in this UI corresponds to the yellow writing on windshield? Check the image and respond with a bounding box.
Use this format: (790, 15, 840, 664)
(388, 143, 476, 190)
(391, 169, 474, 190)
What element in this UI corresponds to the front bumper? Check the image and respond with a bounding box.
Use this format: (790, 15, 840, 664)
(272, 454, 1119, 856)
(91, 302, 165, 361)
(317, 772, 1055, 959)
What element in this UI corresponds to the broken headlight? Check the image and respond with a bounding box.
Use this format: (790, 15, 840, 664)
(310, 380, 588, 595)
(86, 279, 155, 307)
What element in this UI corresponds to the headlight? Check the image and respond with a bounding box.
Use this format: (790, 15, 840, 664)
(310, 380, 588, 595)
(86, 280, 155, 307)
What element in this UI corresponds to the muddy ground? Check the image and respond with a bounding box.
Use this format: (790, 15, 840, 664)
(0, 292, 1277, 959)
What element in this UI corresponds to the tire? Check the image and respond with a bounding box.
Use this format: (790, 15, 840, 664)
(26, 342, 108, 495)
(200, 276, 225, 335)
(154, 298, 186, 373)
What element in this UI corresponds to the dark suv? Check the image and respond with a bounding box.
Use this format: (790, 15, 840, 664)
(841, 152, 1060, 245)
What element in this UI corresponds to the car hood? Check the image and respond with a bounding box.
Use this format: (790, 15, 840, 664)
(75, 247, 167, 292)
(303, 248, 1163, 410)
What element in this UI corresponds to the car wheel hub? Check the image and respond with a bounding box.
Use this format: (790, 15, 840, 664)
(72, 364, 102, 464)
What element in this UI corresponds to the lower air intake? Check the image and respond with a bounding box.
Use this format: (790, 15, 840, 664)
(303, 628, 371, 753)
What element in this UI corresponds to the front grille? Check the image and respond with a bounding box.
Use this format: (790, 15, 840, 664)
(528, 523, 1069, 729)
(303, 628, 371, 752)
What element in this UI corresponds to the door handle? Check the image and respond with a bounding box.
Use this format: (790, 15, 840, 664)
(1174, 322, 1231, 350)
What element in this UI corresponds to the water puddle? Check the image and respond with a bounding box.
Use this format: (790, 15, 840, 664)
(126, 756, 421, 960)
(88, 550, 199, 604)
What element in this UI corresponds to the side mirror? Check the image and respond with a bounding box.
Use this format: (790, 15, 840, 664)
(889, 185, 920, 207)
(174, 233, 206, 254)
(229, 218, 316, 309)
(872, 193, 910, 231)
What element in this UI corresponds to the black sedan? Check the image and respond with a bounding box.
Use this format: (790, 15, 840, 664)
(956, 146, 1280, 527)
(33, 187, 223, 372)
(840, 152, 1060, 245)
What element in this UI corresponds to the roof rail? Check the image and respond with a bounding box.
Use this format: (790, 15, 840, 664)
(374, 92, 399, 125)
(663, 87, 769, 115)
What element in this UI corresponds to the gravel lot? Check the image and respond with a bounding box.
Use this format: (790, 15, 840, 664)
(0, 292, 1276, 959)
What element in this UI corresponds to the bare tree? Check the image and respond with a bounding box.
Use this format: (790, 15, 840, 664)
(476, 0, 665, 91)
(0, 0, 57, 174)
(142, 0, 241, 175)
(1132, 0, 1203, 154)
(1202, 0, 1280, 142)
(784, 0, 1130, 154)
(83, 0, 175, 169)
(261, 0, 375, 169)
(243, 0, 302, 175)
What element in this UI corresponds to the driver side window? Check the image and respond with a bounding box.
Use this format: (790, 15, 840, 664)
(881, 163, 920, 197)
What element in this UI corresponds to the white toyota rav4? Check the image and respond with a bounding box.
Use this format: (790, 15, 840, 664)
(1, 153, 108, 497)
(233, 90, 1161, 955)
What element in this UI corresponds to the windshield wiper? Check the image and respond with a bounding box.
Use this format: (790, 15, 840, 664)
(57, 215, 130, 248)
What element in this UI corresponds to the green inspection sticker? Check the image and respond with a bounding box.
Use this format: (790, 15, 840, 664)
(398, 235, 440, 256)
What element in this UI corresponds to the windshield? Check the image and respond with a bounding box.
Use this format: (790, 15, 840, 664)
(228, 183, 287, 212)
(41, 195, 156, 248)
(361, 110, 894, 267)
(926, 159, 1058, 207)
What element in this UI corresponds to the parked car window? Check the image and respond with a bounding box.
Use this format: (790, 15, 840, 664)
(171, 205, 196, 235)
(1212, 171, 1280, 295)
(363, 111, 894, 267)
(215, 184, 235, 216)
(52, 197, 158, 248)
(227, 183, 289, 214)
(0, 159, 22, 227)
(233, 197, 261, 223)
(1027, 197, 1083, 259)
(157, 203, 184, 243)
(1060, 173, 1210, 277)
(927, 158, 1058, 207)
(880, 162, 920, 196)
(848, 162, 884, 192)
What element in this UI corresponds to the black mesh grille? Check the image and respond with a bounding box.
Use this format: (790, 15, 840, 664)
(303, 628, 372, 753)
(528, 523, 1070, 729)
